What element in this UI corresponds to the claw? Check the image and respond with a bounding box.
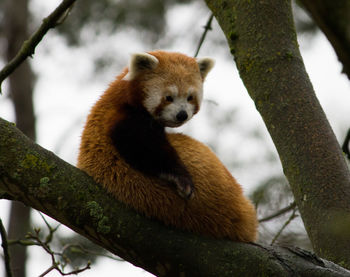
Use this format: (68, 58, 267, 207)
(159, 173, 194, 200)
(176, 183, 194, 199)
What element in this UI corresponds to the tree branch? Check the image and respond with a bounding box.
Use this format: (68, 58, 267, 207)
(194, 13, 214, 58)
(0, 218, 13, 277)
(259, 201, 297, 223)
(299, 0, 350, 80)
(24, 228, 91, 276)
(270, 206, 298, 245)
(0, 0, 76, 93)
(342, 128, 350, 160)
(0, 118, 350, 276)
(205, 0, 350, 269)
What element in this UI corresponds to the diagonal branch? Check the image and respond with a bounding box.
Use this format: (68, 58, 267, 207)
(342, 128, 350, 160)
(270, 206, 298, 245)
(0, 0, 76, 93)
(0, 218, 13, 277)
(259, 202, 297, 223)
(0, 117, 349, 276)
(194, 13, 215, 58)
(299, 0, 350, 80)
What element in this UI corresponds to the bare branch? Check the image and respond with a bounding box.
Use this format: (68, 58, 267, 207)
(0, 0, 76, 93)
(26, 229, 91, 276)
(0, 218, 13, 277)
(270, 206, 298, 245)
(342, 128, 350, 160)
(37, 212, 61, 244)
(194, 13, 214, 57)
(61, 243, 123, 262)
(259, 202, 297, 223)
(6, 213, 90, 276)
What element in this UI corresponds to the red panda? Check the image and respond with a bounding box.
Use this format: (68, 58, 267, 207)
(77, 51, 258, 242)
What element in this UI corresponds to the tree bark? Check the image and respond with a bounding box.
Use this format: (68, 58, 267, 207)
(3, 0, 35, 276)
(299, 0, 350, 80)
(0, 117, 350, 276)
(205, 0, 350, 270)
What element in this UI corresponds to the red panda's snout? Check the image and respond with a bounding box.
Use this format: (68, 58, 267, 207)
(176, 110, 188, 122)
(154, 94, 199, 127)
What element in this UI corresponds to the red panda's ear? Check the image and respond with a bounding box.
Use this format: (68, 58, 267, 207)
(123, 53, 159, 81)
(196, 57, 215, 80)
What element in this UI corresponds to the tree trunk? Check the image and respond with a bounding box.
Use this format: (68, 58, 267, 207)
(205, 0, 350, 269)
(0, 117, 349, 276)
(3, 0, 35, 276)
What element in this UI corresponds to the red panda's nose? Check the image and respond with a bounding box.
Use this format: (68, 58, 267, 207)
(176, 110, 188, 122)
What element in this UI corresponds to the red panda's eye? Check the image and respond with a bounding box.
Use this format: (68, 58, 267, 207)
(165, 96, 174, 102)
(187, 95, 194, 101)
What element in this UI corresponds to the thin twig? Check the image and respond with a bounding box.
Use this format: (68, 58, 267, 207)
(342, 128, 350, 160)
(0, 218, 13, 277)
(61, 243, 124, 261)
(38, 212, 61, 244)
(0, 0, 76, 93)
(38, 264, 56, 277)
(270, 206, 298, 246)
(259, 201, 296, 223)
(7, 239, 40, 246)
(27, 229, 91, 276)
(194, 13, 215, 58)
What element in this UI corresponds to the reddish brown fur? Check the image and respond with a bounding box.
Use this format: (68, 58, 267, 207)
(77, 51, 258, 242)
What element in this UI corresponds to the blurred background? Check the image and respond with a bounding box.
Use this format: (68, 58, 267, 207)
(0, 0, 349, 276)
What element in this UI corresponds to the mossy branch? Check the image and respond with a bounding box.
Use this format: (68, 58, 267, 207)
(1, 117, 350, 276)
(0, 0, 76, 93)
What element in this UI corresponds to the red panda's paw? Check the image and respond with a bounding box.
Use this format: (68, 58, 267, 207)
(159, 173, 194, 200)
(176, 175, 195, 200)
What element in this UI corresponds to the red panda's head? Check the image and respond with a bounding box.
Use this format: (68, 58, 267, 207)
(123, 51, 214, 127)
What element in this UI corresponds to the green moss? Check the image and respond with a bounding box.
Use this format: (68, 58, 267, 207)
(21, 154, 38, 169)
(21, 153, 55, 173)
(243, 58, 254, 72)
(35, 176, 51, 198)
(40, 176, 50, 186)
(86, 201, 104, 220)
(97, 216, 111, 234)
(85, 201, 111, 234)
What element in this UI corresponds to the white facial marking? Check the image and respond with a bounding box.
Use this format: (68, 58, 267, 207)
(143, 86, 163, 114)
(166, 85, 179, 96)
(188, 86, 203, 105)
